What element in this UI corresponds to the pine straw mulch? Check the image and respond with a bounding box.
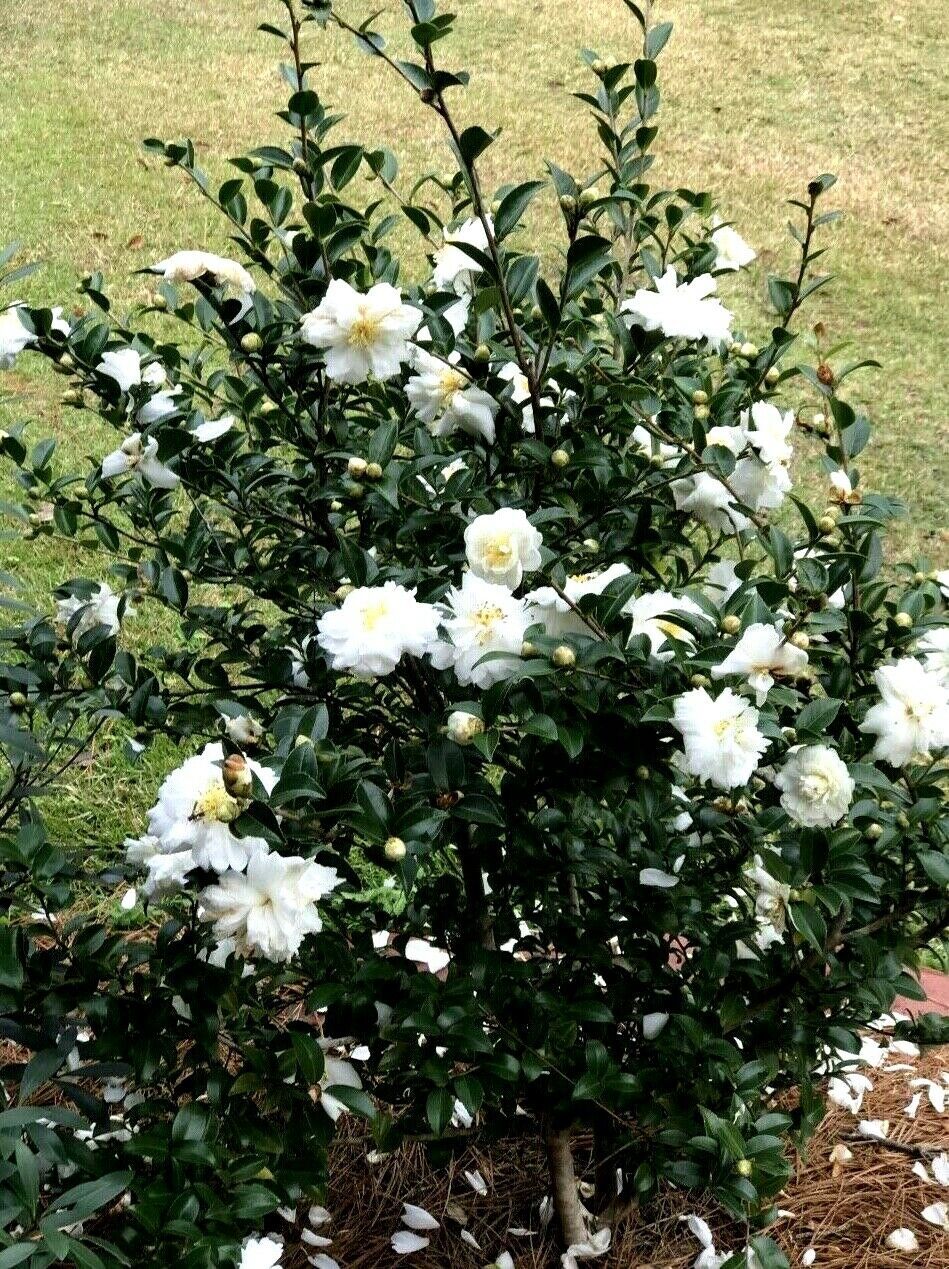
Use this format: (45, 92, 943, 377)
(287, 1044, 949, 1268)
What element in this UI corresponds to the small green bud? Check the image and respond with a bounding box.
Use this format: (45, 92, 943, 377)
(721, 614, 741, 635)
(893, 611, 913, 629)
(530, 304, 543, 321)
(520, 640, 539, 658)
(260, 399, 280, 416)
(347, 456, 368, 479)
(735, 1159, 753, 1178)
(292, 156, 309, 176)
(691, 389, 708, 405)
(58, 353, 75, 370)
(817, 515, 837, 535)
(690, 673, 710, 688)
(329, 499, 343, 512)
(364, 462, 384, 481)
(914, 571, 927, 584)
(559, 194, 577, 214)
(240, 333, 263, 354)
(739, 341, 759, 359)
(579, 186, 600, 207)
(474, 343, 491, 362)
(635, 765, 650, 781)
(551, 448, 570, 468)
(897, 811, 910, 830)
(693, 404, 710, 422)
(294, 734, 312, 748)
(151, 292, 168, 310)
(866, 822, 884, 841)
(591, 58, 608, 75)
(582, 538, 600, 553)
(764, 366, 780, 385)
(8, 692, 26, 709)
(346, 481, 365, 499)
(335, 584, 354, 601)
(728, 341, 743, 355)
(790, 631, 810, 650)
(552, 644, 576, 668)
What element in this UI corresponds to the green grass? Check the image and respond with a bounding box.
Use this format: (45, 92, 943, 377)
(0, 0, 946, 862)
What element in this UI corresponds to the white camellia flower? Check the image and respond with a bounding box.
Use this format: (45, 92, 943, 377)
(146, 741, 276, 873)
(740, 854, 792, 954)
(300, 280, 421, 384)
(621, 267, 734, 347)
(464, 507, 543, 590)
(200, 848, 340, 962)
(0, 303, 70, 369)
(860, 658, 949, 766)
(406, 348, 499, 444)
(151, 250, 256, 315)
(136, 384, 181, 426)
(125, 834, 197, 899)
(101, 432, 180, 489)
(432, 214, 492, 294)
(430, 573, 528, 689)
(56, 583, 124, 639)
(916, 627, 949, 681)
(774, 745, 854, 828)
(672, 686, 768, 789)
(625, 590, 706, 658)
(672, 470, 748, 534)
(711, 622, 808, 704)
(238, 1235, 283, 1269)
(741, 401, 794, 467)
(316, 582, 440, 678)
(525, 563, 631, 638)
(710, 216, 756, 271)
(97, 347, 142, 392)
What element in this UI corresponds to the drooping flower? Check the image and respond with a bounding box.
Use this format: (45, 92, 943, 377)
(200, 848, 340, 962)
(464, 507, 543, 590)
(621, 267, 734, 346)
(432, 215, 493, 294)
(624, 589, 706, 658)
(316, 582, 440, 678)
(101, 432, 180, 489)
(146, 742, 276, 873)
(300, 280, 421, 384)
(711, 621, 808, 703)
(430, 573, 528, 689)
(55, 583, 125, 640)
(860, 658, 949, 766)
(672, 687, 768, 789)
(774, 745, 854, 828)
(150, 250, 256, 315)
(739, 854, 792, 954)
(710, 216, 756, 271)
(0, 304, 70, 369)
(97, 347, 143, 392)
(238, 1235, 283, 1269)
(526, 563, 631, 638)
(406, 348, 499, 444)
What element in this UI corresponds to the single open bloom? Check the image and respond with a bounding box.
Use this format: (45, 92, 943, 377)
(300, 280, 421, 384)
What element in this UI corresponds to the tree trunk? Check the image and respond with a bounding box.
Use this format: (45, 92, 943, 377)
(545, 1122, 588, 1249)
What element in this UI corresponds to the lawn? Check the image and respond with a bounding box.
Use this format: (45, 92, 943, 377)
(0, 0, 946, 869)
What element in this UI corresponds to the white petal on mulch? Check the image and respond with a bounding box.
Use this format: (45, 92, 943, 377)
(909, 1077, 947, 1113)
(857, 1119, 890, 1139)
(802, 1251, 817, 1267)
(302, 1230, 333, 1248)
(885, 1228, 920, 1252)
(683, 1214, 715, 1249)
(904, 1092, 923, 1119)
(913, 1160, 931, 1182)
(308, 1206, 331, 1227)
(401, 1203, 440, 1231)
(120, 888, 138, 910)
(932, 1152, 949, 1185)
(463, 1169, 488, 1196)
(459, 1228, 481, 1250)
(921, 1201, 949, 1228)
(561, 1225, 612, 1268)
(307, 1256, 339, 1269)
(391, 1229, 431, 1254)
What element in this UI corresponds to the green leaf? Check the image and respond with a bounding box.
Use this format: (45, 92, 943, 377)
(455, 126, 494, 168)
(493, 181, 547, 240)
(789, 901, 827, 952)
(426, 1087, 453, 1135)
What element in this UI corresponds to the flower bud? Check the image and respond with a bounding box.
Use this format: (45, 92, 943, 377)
(790, 631, 810, 650)
(721, 614, 741, 635)
(292, 156, 309, 176)
(151, 292, 168, 310)
(346, 481, 365, 499)
(520, 640, 538, 658)
(816, 361, 835, 386)
(591, 58, 607, 75)
(579, 186, 600, 207)
(384, 836, 407, 861)
(58, 353, 75, 370)
(240, 332, 263, 354)
(893, 611, 913, 629)
(897, 811, 910, 829)
(635, 765, 650, 781)
(260, 399, 280, 416)
(474, 343, 491, 362)
(866, 822, 884, 840)
(551, 448, 570, 468)
(559, 194, 577, 214)
(739, 341, 758, 359)
(693, 404, 709, 422)
(364, 461, 384, 480)
(419, 87, 436, 104)
(552, 644, 576, 668)
(530, 304, 543, 321)
(781, 726, 797, 741)
(649, 451, 666, 467)
(8, 691, 26, 709)
(817, 515, 836, 535)
(914, 571, 927, 584)
(347, 456, 368, 478)
(691, 389, 708, 405)
(330, 499, 343, 512)
(60, 389, 83, 407)
(735, 1159, 753, 1178)
(294, 734, 312, 748)
(764, 366, 780, 385)
(582, 538, 600, 553)
(221, 754, 253, 800)
(728, 341, 742, 355)
(690, 673, 710, 688)
(447, 710, 485, 745)
(335, 584, 354, 601)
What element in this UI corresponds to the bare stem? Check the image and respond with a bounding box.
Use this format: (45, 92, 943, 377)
(545, 1122, 589, 1249)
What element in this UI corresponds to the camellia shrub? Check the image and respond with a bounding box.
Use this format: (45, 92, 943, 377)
(2, 0, 948, 1265)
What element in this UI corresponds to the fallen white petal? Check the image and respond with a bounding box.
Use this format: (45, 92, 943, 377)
(391, 1229, 430, 1254)
(464, 1169, 488, 1196)
(643, 1011, 669, 1040)
(802, 1251, 817, 1267)
(402, 1203, 439, 1232)
(857, 1119, 889, 1139)
(885, 1228, 919, 1252)
(905, 1092, 923, 1120)
(120, 888, 138, 911)
(922, 1201, 949, 1228)
(458, 1228, 480, 1250)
